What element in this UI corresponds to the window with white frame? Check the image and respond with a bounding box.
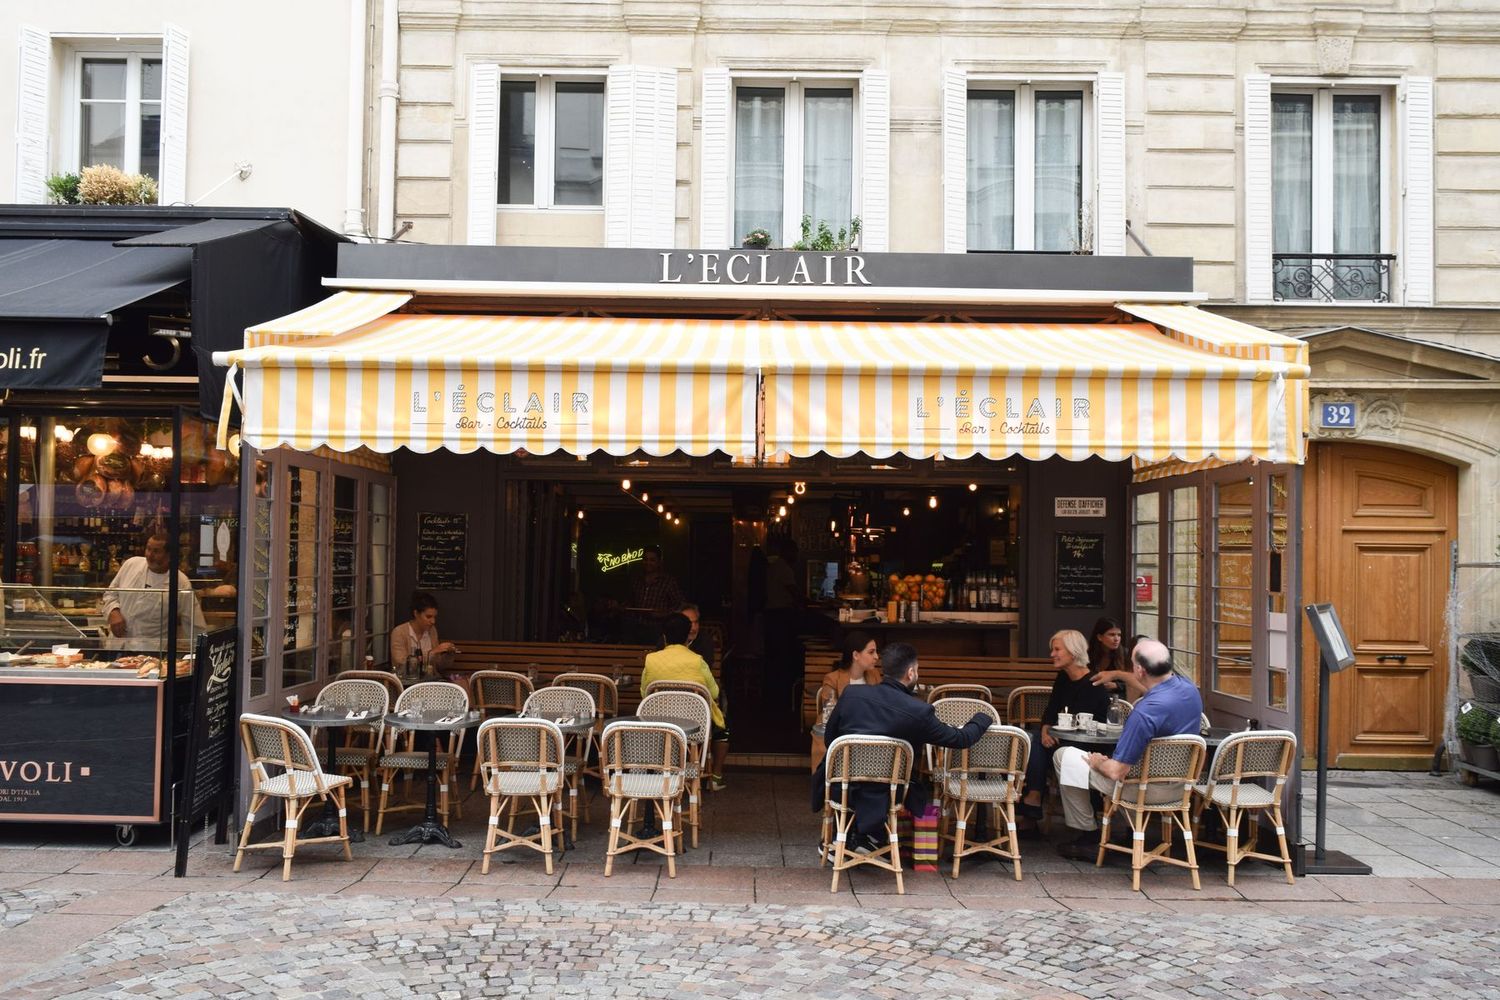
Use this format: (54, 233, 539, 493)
(73, 51, 163, 180)
(967, 85, 1090, 252)
(498, 75, 606, 208)
(732, 81, 857, 247)
(1271, 87, 1390, 301)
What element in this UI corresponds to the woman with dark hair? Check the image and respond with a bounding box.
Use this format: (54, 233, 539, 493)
(1087, 616, 1125, 674)
(1092, 630, 1151, 698)
(1017, 629, 1113, 828)
(808, 631, 878, 771)
(390, 590, 456, 673)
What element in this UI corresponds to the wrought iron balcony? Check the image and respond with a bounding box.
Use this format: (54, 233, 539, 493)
(1273, 253, 1395, 303)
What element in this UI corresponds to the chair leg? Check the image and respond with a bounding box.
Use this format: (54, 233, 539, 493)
(481, 791, 502, 875)
(1003, 801, 1023, 882)
(950, 800, 969, 879)
(282, 797, 301, 882)
(539, 794, 555, 875)
(359, 772, 372, 833)
(1225, 806, 1241, 887)
(829, 812, 848, 893)
(1271, 805, 1294, 884)
(1181, 808, 1200, 891)
(604, 795, 621, 877)
(662, 799, 677, 880)
(234, 792, 266, 872)
(375, 771, 391, 836)
(889, 807, 905, 895)
(1096, 804, 1114, 868)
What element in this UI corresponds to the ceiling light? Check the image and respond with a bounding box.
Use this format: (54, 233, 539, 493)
(86, 432, 117, 456)
(777, 505, 787, 517)
(577, 509, 585, 519)
(640, 491, 650, 504)
(656, 503, 665, 514)
(621, 478, 631, 491)
(902, 506, 910, 517)
(793, 481, 806, 495)
(928, 495, 939, 509)
(786, 495, 795, 505)
(968, 482, 978, 491)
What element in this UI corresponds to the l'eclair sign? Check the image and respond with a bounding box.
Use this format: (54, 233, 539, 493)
(658, 251, 871, 286)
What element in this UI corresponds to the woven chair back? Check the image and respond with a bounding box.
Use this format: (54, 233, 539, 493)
(240, 713, 329, 790)
(477, 717, 566, 776)
(1116, 698, 1135, 720)
(933, 696, 1000, 728)
(1119, 735, 1207, 810)
(600, 721, 686, 797)
(470, 670, 534, 715)
(524, 686, 597, 722)
(954, 724, 1030, 776)
(394, 680, 470, 716)
(825, 735, 913, 786)
(1006, 685, 1051, 727)
(643, 679, 713, 700)
(336, 670, 404, 702)
(553, 673, 619, 718)
(926, 683, 992, 704)
(1208, 730, 1297, 785)
(638, 690, 711, 765)
(317, 678, 389, 715)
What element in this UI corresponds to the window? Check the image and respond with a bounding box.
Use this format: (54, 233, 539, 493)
(967, 86, 1088, 251)
(732, 83, 856, 247)
(498, 77, 605, 208)
(74, 52, 162, 180)
(1271, 88, 1390, 301)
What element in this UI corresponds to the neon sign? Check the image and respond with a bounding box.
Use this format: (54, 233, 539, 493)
(596, 548, 645, 573)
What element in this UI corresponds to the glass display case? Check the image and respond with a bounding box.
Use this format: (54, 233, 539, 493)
(0, 584, 201, 677)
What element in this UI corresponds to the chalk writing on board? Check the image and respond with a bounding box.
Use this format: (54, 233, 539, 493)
(1055, 531, 1106, 609)
(417, 512, 468, 590)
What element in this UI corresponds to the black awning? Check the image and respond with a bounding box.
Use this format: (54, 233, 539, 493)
(0, 239, 191, 389)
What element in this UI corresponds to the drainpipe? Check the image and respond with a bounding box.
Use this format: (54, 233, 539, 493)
(376, 0, 399, 240)
(343, 0, 369, 237)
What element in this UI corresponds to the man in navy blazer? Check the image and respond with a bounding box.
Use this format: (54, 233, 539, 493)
(813, 642, 993, 850)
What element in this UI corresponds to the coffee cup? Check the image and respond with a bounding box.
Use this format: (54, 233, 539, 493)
(286, 694, 300, 710)
(1076, 712, 1095, 732)
(1055, 712, 1074, 730)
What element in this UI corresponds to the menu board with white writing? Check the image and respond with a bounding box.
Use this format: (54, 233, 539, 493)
(1055, 531, 1106, 609)
(417, 512, 468, 591)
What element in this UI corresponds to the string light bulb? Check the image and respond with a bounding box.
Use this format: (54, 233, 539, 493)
(902, 506, 910, 517)
(777, 505, 787, 517)
(577, 509, 585, 520)
(621, 478, 631, 491)
(928, 495, 939, 509)
(656, 503, 665, 514)
(640, 491, 650, 504)
(793, 481, 806, 495)
(786, 495, 795, 505)
(968, 482, 978, 492)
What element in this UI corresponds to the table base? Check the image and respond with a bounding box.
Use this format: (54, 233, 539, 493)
(301, 813, 364, 842)
(389, 820, 462, 849)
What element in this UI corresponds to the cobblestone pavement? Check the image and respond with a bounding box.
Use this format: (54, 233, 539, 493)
(2, 891, 1498, 999)
(0, 769, 1496, 995)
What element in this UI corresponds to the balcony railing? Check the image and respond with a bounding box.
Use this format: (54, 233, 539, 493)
(1273, 253, 1395, 303)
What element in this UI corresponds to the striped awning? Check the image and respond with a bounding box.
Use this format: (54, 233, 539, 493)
(216, 297, 1308, 464)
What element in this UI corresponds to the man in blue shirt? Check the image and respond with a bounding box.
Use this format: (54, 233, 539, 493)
(1052, 637, 1203, 860)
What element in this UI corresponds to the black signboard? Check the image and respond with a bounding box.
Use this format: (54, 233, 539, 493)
(1055, 531, 1107, 609)
(174, 628, 238, 876)
(1304, 603, 1356, 673)
(417, 511, 468, 590)
(0, 675, 163, 821)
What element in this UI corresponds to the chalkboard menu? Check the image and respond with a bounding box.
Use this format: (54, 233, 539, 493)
(1055, 531, 1106, 608)
(417, 512, 468, 590)
(175, 628, 238, 876)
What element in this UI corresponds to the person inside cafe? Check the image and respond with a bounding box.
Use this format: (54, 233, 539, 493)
(631, 546, 684, 613)
(643, 612, 729, 791)
(762, 535, 804, 718)
(102, 528, 208, 651)
(813, 642, 993, 856)
(1052, 637, 1203, 860)
(390, 590, 456, 675)
(680, 602, 717, 668)
(1016, 629, 1113, 832)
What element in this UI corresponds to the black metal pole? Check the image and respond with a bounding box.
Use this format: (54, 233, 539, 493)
(165, 412, 182, 843)
(1315, 652, 1330, 863)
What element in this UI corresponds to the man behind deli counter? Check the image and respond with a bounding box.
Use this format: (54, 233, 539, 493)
(101, 529, 207, 651)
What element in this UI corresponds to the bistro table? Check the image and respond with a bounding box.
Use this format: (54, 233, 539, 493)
(382, 708, 481, 848)
(614, 714, 705, 741)
(279, 706, 376, 843)
(1053, 725, 1237, 757)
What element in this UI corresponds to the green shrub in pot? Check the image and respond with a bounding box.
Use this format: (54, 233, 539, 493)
(1457, 705, 1500, 771)
(1489, 712, 1500, 749)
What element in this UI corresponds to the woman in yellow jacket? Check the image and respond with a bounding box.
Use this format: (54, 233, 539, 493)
(642, 612, 728, 790)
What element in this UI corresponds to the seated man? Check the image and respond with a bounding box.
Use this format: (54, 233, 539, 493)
(813, 642, 992, 854)
(1052, 637, 1204, 861)
(643, 612, 729, 791)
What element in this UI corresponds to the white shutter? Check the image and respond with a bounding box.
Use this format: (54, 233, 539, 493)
(1243, 74, 1273, 303)
(1094, 71, 1126, 256)
(941, 69, 967, 253)
(698, 68, 731, 248)
(859, 69, 890, 252)
(1401, 76, 1435, 307)
(159, 24, 190, 205)
(605, 66, 678, 248)
(14, 26, 50, 204)
(466, 63, 500, 245)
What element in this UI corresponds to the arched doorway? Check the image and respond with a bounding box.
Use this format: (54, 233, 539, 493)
(1306, 442, 1457, 767)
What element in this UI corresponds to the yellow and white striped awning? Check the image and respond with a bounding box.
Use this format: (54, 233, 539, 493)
(216, 297, 1308, 464)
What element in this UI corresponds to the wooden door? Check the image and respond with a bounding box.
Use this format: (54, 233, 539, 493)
(1311, 444, 1455, 766)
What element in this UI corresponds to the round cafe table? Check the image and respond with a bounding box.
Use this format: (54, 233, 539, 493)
(280, 706, 375, 843)
(1052, 725, 1237, 758)
(383, 709, 481, 848)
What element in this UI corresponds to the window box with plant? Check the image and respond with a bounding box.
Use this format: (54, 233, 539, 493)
(46, 165, 158, 205)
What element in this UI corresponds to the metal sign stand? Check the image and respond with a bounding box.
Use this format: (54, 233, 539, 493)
(1302, 603, 1373, 876)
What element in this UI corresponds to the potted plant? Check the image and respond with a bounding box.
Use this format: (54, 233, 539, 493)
(789, 215, 861, 252)
(1460, 635, 1500, 704)
(741, 228, 772, 250)
(1490, 712, 1500, 763)
(1457, 704, 1499, 771)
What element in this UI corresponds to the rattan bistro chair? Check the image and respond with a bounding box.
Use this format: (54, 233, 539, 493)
(337, 669, 404, 705)
(643, 678, 714, 700)
(476, 717, 567, 875)
(1096, 734, 1208, 892)
(374, 681, 469, 836)
(1006, 686, 1051, 728)
(553, 672, 619, 787)
(940, 724, 1030, 881)
(638, 689, 712, 848)
(929, 697, 1000, 797)
(926, 683, 993, 704)
(523, 686, 597, 839)
(468, 670, 536, 791)
(235, 714, 354, 881)
(821, 735, 914, 894)
(600, 720, 688, 878)
(314, 678, 390, 831)
(1191, 730, 1298, 886)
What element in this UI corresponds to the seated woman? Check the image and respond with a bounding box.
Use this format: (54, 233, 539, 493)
(643, 612, 729, 791)
(390, 590, 456, 677)
(1017, 629, 1113, 825)
(1092, 623, 1153, 699)
(809, 631, 878, 770)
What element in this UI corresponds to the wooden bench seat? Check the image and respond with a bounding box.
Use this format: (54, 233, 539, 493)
(447, 640, 722, 715)
(800, 655, 1056, 729)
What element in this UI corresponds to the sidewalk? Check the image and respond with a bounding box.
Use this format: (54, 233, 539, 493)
(1, 769, 1497, 996)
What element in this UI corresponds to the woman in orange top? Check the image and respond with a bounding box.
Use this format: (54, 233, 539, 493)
(810, 631, 878, 770)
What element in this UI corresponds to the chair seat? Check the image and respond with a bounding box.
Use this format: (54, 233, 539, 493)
(334, 747, 378, 767)
(1193, 782, 1278, 808)
(378, 752, 451, 770)
(487, 771, 564, 796)
(608, 773, 684, 799)
(1113, 780, 1194, 810)
(943, 775, 1012, 801)
(258, 770, 352, 798)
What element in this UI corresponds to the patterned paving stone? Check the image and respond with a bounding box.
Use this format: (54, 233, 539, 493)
(0, 888, 84, 929)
